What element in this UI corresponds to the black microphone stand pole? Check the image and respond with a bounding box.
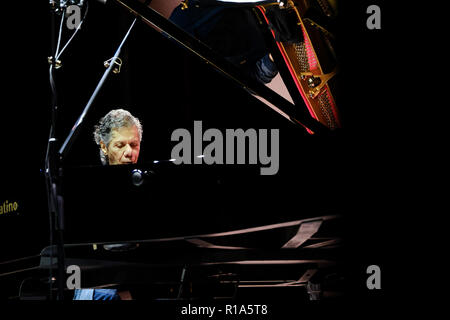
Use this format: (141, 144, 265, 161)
(46, 0, 137, 300)
(46, 0, 66, 300)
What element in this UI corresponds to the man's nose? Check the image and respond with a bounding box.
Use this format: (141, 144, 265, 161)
(123, 144, 132, 157)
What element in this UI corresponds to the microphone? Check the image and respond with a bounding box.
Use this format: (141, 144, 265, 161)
(131, 169, 155, 187)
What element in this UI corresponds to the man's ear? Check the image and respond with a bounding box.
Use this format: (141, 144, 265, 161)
(100, 141, 108, 155)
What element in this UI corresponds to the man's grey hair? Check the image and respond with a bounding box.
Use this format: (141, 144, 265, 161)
(94, 109, 143, 165)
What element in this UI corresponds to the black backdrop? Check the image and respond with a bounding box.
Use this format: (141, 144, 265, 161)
(0, 0, 421, 307)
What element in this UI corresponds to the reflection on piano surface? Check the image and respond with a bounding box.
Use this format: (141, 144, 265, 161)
(118, 0, 341, 134)
(257, 0, 341, 130)
(0, 162, 345, 301)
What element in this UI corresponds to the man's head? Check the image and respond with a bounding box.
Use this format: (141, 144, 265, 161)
(94, 109, 143, 165)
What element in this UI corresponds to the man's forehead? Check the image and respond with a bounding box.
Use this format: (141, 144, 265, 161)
(110, 125, 140, 140)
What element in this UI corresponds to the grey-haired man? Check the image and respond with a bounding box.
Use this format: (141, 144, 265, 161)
(94, 108, 143, 165)
(73, 109, 142, 300)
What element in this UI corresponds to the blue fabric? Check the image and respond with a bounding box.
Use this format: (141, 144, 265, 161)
(254, 54, 278, 83)
(73, 289, 94, 300)
(73, 288, 120, 300)
(169, 5, 225, 40)
(169, 4, 278, 84)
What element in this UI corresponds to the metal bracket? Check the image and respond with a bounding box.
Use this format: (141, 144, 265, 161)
(180, 0, 189, 10)
(300, 68, 337, 98)
(48, 56, 62, 69)
(103, 57, 123, 74)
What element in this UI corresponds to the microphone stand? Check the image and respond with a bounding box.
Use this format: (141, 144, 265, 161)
(58, 17, 137, 158)
(46, 0, 137, 300)
(46, 0, 66, 301)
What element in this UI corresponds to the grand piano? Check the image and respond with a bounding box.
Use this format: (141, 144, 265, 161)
(0, 0, 350, 306)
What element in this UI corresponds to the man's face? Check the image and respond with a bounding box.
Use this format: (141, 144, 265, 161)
(101, 125, 141, 165)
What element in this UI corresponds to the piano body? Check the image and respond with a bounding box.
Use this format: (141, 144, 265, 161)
(0, 161, 345, 301)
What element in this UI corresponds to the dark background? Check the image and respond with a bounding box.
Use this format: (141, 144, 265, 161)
(0, 0, 422, 307)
